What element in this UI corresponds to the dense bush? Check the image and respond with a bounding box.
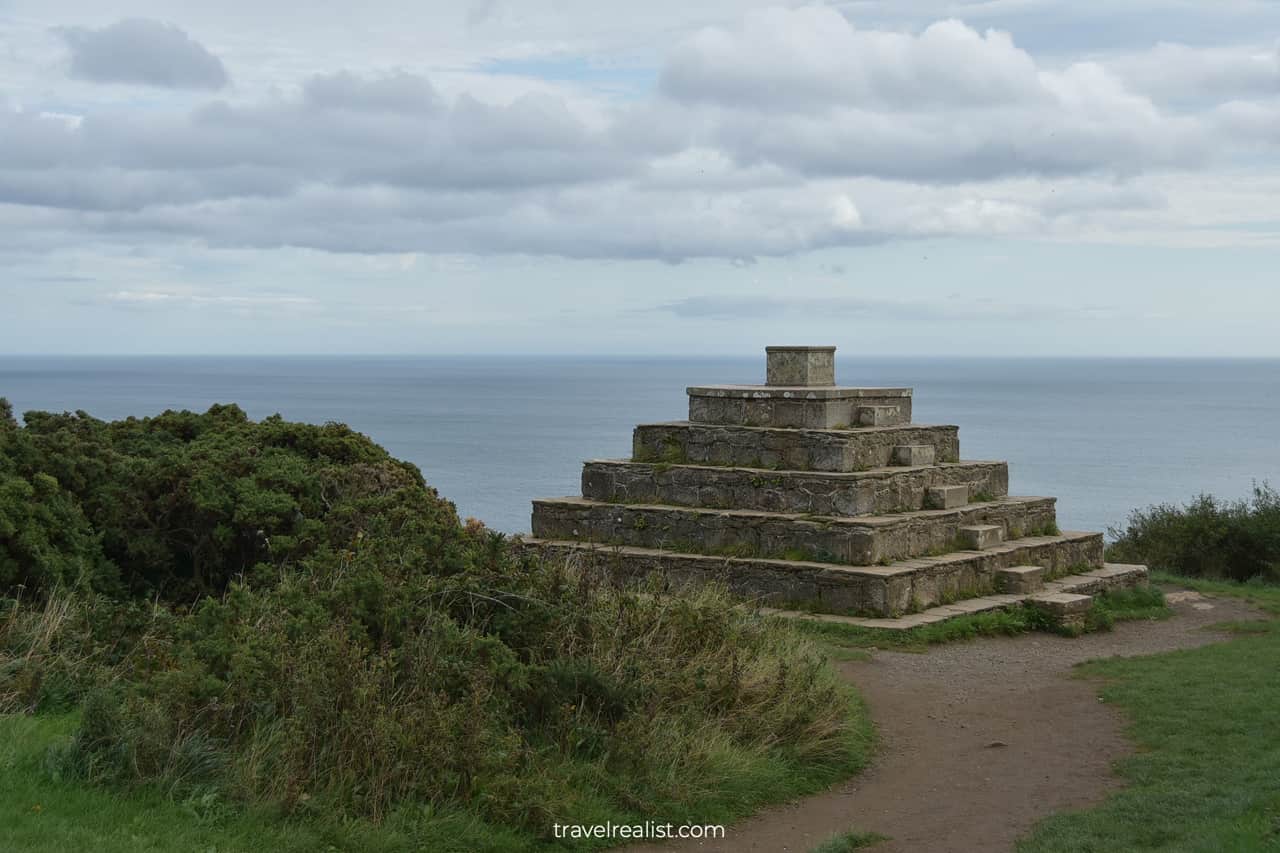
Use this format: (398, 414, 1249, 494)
(1107, 484, 1280, 582)
(1, 401, 113, 592)
(3, 400, 459, 598)
(0, 399, 860, 841)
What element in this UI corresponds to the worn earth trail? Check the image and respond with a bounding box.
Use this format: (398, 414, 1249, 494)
(626, 590, 1263, 853)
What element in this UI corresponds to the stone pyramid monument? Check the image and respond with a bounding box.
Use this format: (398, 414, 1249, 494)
(527, 346, 1147, 629)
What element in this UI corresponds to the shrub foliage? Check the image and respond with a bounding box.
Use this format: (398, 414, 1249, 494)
(1107, 483, 1280, 582)
(0, 399, 858, 837)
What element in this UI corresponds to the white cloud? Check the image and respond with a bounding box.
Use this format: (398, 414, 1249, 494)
(0, 5, 1277, 268)
(1105, 41, 1280, 103)
(661, 12, 1045, 110)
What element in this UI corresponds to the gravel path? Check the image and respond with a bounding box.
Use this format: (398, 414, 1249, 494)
(625, 589, 1265, 853)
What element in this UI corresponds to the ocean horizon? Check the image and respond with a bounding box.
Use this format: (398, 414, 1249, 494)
(2, 354, 1277, 537)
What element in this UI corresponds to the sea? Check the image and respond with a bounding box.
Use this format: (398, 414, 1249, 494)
(1, 355, 1277, 537)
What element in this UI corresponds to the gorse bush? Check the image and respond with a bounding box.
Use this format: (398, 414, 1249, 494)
(2, 399, 459, 598)
(0, 399, 861, 841)
(61, 555, 852, 829)
(1107, 484, 1280, 582)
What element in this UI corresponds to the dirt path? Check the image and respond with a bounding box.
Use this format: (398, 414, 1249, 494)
(626, 589, 1264, 853)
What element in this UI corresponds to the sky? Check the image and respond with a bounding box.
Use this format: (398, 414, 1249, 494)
(2, 1, 1279, 356)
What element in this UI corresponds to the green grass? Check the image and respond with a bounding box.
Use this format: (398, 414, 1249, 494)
(1151, 570, 1280, 615)
(0, 713, 480, 853)
(809, 828, 888, 851)
(1018, 583, 1280, 852)
(0, 694, 876, 853)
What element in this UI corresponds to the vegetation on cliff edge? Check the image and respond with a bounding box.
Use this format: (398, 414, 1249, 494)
(0, 399, 865, 849)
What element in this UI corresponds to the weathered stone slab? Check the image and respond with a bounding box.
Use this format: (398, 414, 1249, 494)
(1053, 563, 1150, 595)
(935, 596, 1010, 614)
(1028, 591, 1093, 630)
(924, 484, 969, 510)
(531, 495, 1057, 566)
(633, 422, 959, 473)
(893, 445, 936, 466)
(995, 565, 1044, 594)
(1056, 564, 1149, 594)
(521, 530, 1106, 617)
(959, 524, 1003, 550)
(766, 345, 835, 386)
(687, 385, 912, 429)
(856, 405, 906, 427)
(581, 459, 1008, 517)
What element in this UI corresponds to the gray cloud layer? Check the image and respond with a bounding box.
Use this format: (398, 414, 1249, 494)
(4, 9, 1278, 262)
(56, 18, 228, 89)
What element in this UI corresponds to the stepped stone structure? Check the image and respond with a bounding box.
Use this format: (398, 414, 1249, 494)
(525, 346, 1148, 628)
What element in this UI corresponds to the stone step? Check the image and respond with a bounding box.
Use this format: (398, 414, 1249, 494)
(958, 524, 1004, 550)
(924, 484, 970, 510)
(633, 421, 960, 473)
(581, 459, 1008, 517)
(521, 531, 1107, 617)
(758, 563, 1148, 630)
(994, 565, 1045, 593)
(892, 445, 935, 466)
(531, 495, 1058, 568)
(1039, 562, 1151, 596)
(688, 385, 912, 429)
(1027, 592, 1094, 631)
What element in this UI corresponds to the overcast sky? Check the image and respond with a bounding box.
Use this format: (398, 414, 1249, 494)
(3, 1, 1279, 356)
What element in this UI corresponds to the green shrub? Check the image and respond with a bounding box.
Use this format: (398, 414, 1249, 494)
(56, 554, 854, 830)
(1107, 484, 1280, 582)
(2, 399, 461, 598)
(1, 400, 860, 837)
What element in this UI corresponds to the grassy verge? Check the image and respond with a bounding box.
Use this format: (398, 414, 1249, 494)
(0, 698, 873, 852)
(1151, 570, 1280, 615)
(0, 693, 874, 853)
(1018, 576, 1280, 851)
(794, 586, 1169, 654)
(0, 713, 395, 853)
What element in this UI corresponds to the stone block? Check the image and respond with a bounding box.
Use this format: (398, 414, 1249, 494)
(995, 564, 1044, 593)
(1028, 591, 1093, 630)
(766, 346, 836, 386)
(687, 386, 912, 429)
(521, 529, 1105, 617)
(531, 495, 1055, 567)
(892, 444, 936, 466)
(958, 524, 1003, 550)
(633, 422, 960, 473)
(925, 484, 968, 509)
(582, 459, 1008, 518)
(856, 405, 906, 427)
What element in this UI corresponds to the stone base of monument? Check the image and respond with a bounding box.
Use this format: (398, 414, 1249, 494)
(523, 346, 1149, 626)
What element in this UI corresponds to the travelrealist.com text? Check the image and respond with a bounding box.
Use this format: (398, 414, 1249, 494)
(552, 821, 727, 841)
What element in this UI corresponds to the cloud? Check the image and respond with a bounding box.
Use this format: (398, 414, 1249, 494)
(105, 288, 317, 310)
(56, 18, 229, 89)
(656, 10, 1207, 182)
(1106, 41, 1280, 103)
(651, 292, 1123, 322)
(2, 8, 1279, 264)
(661, 11, 1044, 111)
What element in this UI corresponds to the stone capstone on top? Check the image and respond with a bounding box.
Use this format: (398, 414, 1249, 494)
(765, 345, 836, 386)
(689, 346, 912, 428)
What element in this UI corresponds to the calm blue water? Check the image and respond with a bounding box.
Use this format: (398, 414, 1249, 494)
(1, 356, 1277, 536)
